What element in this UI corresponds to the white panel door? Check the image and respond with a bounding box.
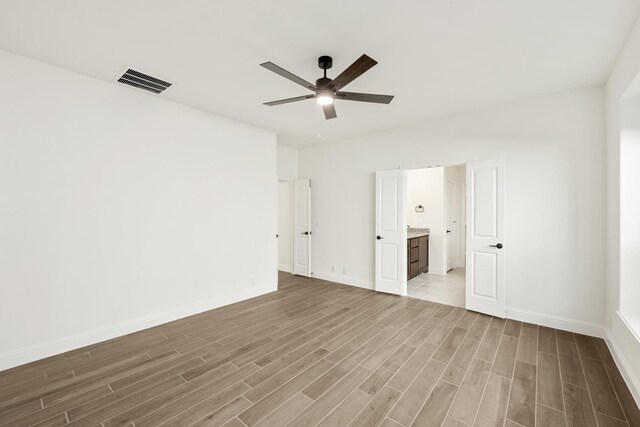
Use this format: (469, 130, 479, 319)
(293, 179, 311, 277)
(466, 159, 506, 317)
(375, 170, 407, 295)
(446, 180, 456, 272)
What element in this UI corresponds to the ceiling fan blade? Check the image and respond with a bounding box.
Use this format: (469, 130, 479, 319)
(260, 62, 317, 91)
(323, 103, 337, 120)
(328, 54, 378, 91)
(336, 91, 394, 104)
(264, 94, 314, 106)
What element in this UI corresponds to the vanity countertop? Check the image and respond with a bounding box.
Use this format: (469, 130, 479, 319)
(407, 228, 430, 239)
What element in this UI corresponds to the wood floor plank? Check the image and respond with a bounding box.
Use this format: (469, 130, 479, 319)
(359, 344, 416, 396)
(594, 412, 629, 427)
(476, 318, 506, 363)
(466, 314, 491, 342)
(325, 325, 383, 364)
(301, 345, 372, 400)
(456, 311, 479, 330)
(610, 377, 640, 426)
(388, 359, 446, 426)
(253, 393, 312, 427)
(242, 340, 325, 388)
(538, 351, 564, 411)
(350, 386, 402, 427)
(516, 324, 538, 365)
(102, 363, 242, 427)
(0, 399, 42, 425)
(539, 326, 558, 355)
(448, 358, 492, 425)
(442, 417, 469, 427)
(119, 363, 257, 427)
(537, 404, 567, 427)
(504, 320, 522, 338)
(562, 382, 597, 427)
(410, 380, 458, 427)
(432, 327, 468, 363)
(361, 329, 413, 370)
(491, 335, 519, 379)
(506, 361, 537, 427)
(440, 337, 481, 386)
(581, 358, 625, 420)
(67, 376, 185, 426)
(557, 340, 587, 387)
(244, 348, 330, 403)
(475, 373, 512, 427)
(574, 334, 601, 361)
(556, 329, 576, 343)
(160, 384, 251, 426)
(12, 385, 112, 427)
(316, 389, 372, 427)
(404, 305, 453, 347)
(237, 359, 334, 426)
(31, 413, 68, 427)
(386, 341, 438, 392)
(287, 365, 372, 426)
(1, 272, 637, 427)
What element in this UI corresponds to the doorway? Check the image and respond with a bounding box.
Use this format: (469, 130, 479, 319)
(278, 179, 312, 277)
(277, 181, 293, 273)
(374, 159, 506, 318)
(405, 165, 466, 307)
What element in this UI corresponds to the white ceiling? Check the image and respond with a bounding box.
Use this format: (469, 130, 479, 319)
(1, 1, 638, 147)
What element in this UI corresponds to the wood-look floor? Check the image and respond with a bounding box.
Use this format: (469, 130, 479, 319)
(1, 272, 639, 427)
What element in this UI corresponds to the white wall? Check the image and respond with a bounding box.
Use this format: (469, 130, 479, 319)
(277, 144, 298, 180)
(620, 97, 640, 321)
(278, 181, 293, 272)
(0, 50, 278, 370)
(299, 86, 606, 332)
(606, 14, 640, 403)
(407, 168, 445, 274)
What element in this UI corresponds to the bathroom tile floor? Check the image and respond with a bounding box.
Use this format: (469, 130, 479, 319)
(408, 267, 465, 308)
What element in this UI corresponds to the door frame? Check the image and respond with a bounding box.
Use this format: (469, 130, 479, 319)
(395, 157, 505, 316)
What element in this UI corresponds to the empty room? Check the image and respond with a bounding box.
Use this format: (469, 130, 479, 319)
(1, 1, 640, 426)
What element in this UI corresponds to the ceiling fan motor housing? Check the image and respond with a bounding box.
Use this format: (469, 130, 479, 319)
(318, 55, 333, 70)
(316, 77, 332, 89)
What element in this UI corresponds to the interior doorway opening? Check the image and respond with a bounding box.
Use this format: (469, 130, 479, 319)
(375, 158, 506, 317)
(277, 180, 293, 273)
(406, 165, 466, 307)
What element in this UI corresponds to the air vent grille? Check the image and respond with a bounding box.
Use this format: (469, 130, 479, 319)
(117, 68, 172, 94)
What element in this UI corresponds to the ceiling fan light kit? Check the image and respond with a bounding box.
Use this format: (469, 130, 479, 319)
(260, 54, 394, 120)
(315, 89, 334, 105)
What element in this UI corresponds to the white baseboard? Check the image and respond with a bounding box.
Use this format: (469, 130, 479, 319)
(312, 271, 373, 290)
(505, 307, 605, 338)
(278, 264, 292, 273)
(0, 283, 277, 371)
(606, 312, 640, 407)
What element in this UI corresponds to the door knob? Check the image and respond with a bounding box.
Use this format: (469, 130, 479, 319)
(446, 230, 452, 233)
(302, 231, 309, 235)
(376, 235, 383, 240)
(490, 243, 503, 249)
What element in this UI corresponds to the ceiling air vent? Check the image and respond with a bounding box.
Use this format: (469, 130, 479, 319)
(117, 68, 172, 94)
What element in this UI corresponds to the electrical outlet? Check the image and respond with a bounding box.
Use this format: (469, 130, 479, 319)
(331, 265, 335, 273)
(342, 267, 347, 275)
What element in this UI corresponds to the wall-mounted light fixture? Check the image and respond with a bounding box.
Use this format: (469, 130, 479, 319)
(415, 205, 424, 213)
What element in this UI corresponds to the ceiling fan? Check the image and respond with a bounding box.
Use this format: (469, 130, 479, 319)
(260, 54, 394, 120)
